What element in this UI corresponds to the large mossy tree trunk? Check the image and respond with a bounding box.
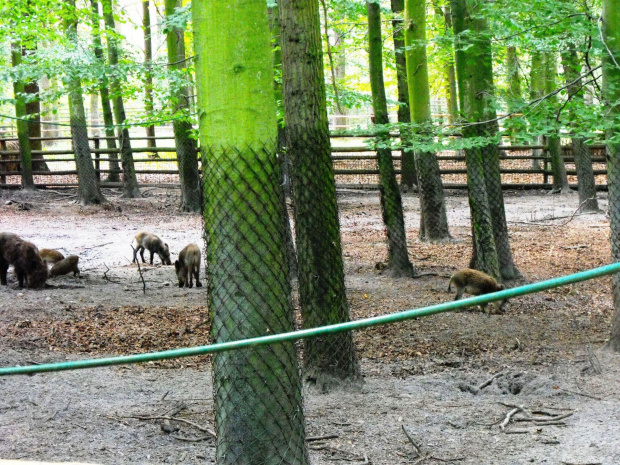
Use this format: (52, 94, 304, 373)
(544, 53, 571, 194)
(11, 44, 35, 191)
(602, 0, 620, 352)
(390, 0, 417, 191)
(192, 0, 309, 462)
(165, 0, 201, 212)
(561, 47, 599, 211)
(367, 0, 416, 278)
(404, 0, 451, 242)
(90, 0, 120, 182)
(451, 0, 502, 279)
(142, 0, 156, 156)
(280, 0, 360, 388)
(101, 0, 140, 198)
(64, 0, 105, 205)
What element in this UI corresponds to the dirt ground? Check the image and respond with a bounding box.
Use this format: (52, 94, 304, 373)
(1, 187, 619, 465)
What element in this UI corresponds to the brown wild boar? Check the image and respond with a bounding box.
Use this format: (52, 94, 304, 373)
(175, 243, 202, 288)
(448, 268, 507, 314)
(39, 248, 65, 266)
(50, 255, 80, 278)
(0, 232, 48, 289)
(132, 231, 171, 265)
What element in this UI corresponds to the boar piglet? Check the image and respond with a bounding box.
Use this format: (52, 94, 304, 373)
(40, 248, 65, 266)
(50, 255, 80, 278)
(132, 231, 171, 265)
(448, 268, 507, 314)
(174, 243, 202, 288)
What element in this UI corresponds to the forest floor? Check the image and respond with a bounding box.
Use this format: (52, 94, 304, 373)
(0, 187, 619, 465)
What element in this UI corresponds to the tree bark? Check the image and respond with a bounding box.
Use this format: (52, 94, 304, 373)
(404, 0, 451, 242)
(192, 0, 309, 462)
(11, 44, 35, 190)
(280, 0, 360, 387)
(544, 52, 571, 194)
(505, 46, 525, 144)
(90, 0, 120, 182)
(602, 0, 620, 352)
(391, 0, 417, 191)
(367, 0, 416, 277)
(22, 47, 49, 172)
(143, 0, 157, 157)
(101, 0, 141, 198)
(165, 0, 201, 212)
(561, 47, 599, 211)
(64, 0, 106, 205)
(529, 52, 544, 169)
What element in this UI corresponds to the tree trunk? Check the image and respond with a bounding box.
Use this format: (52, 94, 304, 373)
(64, 0, 106, 205)
(461, 1, 517, 280)
(367, 0, 416, 277)
(391, 0, 417, 191)
(561, 47, 599, 211)
(404, 0, 451, 242)
(529, 52, 544, 169)
(22, 47, 49, 172)
(602, 0, 620, 351)
(90, 0, 120, 182)
(544, 52, 571, 194)
(192, 0, 309, 462)
(505, 46, 525, 144)
(11, 44, 35, 190)
(143, 0, 157, 157)
(280, 0, 360, 387)
(268, 4, 298, 280)
(165, 0, 201, 212)
(101, 0, 141, 198)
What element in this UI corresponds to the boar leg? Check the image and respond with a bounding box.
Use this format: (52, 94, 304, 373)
(194, 266, 202, 288)
(453, 287, 464, 301)
(0, 260, 7, 285)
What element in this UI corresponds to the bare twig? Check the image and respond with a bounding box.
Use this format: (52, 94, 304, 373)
(131, 245, 147, 294)
(170, 434, 212, 442)
(478, 372, 503, 391)
(83, 242, 113, 251)
(307, 434, 339, 442)
(123, 414, 216, 437)
(559, 388, 602, 400)
(102, 263, 122, 284)
(500, 406, 522, 431)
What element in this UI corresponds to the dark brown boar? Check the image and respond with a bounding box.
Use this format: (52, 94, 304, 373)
(132, 231, 171, 265)
(174, 243, 202, 288)
(49, 255, 80, 278)
(0, 232, 48, 289)
(39, 248, 65, 266)
(448, 268, 507, 314)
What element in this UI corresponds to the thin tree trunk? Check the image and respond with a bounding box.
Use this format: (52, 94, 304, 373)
(90, 0, 120, 183)
(506, 46, 525, 144)
(280, 0, 360, 387)
(529, 52, 544, 169)
(602, 0, 620, 351)
(11, 44, 35, 190)
(404, 0, 451, 242)
(165, 0, 201, 212)
(101, 0, 140, 198)
(561, 47, 599, 211)
(367, 0, 416, 278)
(391, 0, 417, 191)
(143, 0, 157, 157)
(192, 0, 309, 462)
(64, 0, 106, 205)
(544, 52, 571, 194)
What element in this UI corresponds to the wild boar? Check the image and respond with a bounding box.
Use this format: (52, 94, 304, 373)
(50, 255, 80, 278)
(132, 231, 171, 266)
(174, 243, 202, 288)
(448, 268, 507, 314)
(39, 248, 65, 266)
(0, 232, 48, 289)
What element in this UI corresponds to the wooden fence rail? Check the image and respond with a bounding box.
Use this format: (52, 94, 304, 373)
(0, 134, 609, 190)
